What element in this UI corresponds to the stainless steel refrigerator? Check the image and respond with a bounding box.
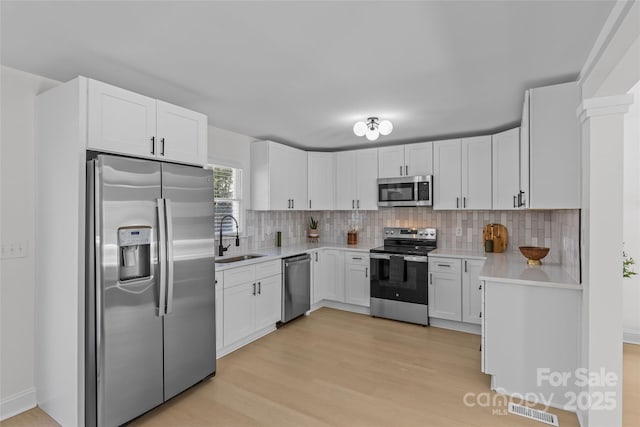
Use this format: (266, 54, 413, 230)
(86, 154, 216, 427)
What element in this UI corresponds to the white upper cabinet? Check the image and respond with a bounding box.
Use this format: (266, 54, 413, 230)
(492, 128, 521, 210)
(523, 82, 581, 209)
(461, 136, 492, 210)
(434, 137, 491, 210)
(88, 80, 157, 158)
(336, 148, 378, 210)
(88, 79, 207, 165)
(251, 140, 307, 210)
(433, 139, 462, 209)
(307, 152, 336, 210)
(378, 142, 433, 178)
(156, 101, 207, 165)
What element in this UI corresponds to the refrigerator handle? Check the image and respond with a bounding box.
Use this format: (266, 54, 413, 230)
(157, 198, 167, 317)
(165, 199, 175, 314)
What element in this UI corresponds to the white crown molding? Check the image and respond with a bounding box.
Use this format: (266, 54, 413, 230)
(579, 0, 637, 84)
(577, 94, 634, 122)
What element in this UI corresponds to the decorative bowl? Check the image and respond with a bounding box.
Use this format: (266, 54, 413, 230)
(519, 246, 550, 265)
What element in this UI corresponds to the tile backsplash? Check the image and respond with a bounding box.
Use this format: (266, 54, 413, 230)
(216, 208, 581, 282)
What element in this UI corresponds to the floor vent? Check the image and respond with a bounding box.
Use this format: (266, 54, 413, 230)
(507, 402, 559, 426)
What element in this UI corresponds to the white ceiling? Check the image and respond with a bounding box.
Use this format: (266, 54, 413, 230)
(1, 1, 614, 150)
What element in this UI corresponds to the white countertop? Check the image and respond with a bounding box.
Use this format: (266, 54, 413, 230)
(429, 249, 581, 290)
(215, 240, 377, 271)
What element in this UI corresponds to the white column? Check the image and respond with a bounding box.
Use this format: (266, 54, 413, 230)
(578, 94, 633, 427)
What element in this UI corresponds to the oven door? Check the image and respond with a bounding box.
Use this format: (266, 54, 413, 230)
(370, 253, 428, 304)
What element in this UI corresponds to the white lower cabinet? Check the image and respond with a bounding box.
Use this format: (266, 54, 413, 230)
(428, 258, 462, 321)
(222, 260, 282, 348)
(215, 276, 224, 352)
(344, 252, 370, 307)
(321, 249, 345, 302)
(429, 256, 484, 325)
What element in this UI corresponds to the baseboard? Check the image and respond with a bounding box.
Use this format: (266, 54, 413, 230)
(217, 325, 277, 358)
(429, 318, 481, 335)
(318, 300, 370, 315)
(623, 329, 640, 345)
(0, 388, 36, 421)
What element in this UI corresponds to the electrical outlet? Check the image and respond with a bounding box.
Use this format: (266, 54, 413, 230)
(455, 227, 463, 237)
(1, 241, 28, 259)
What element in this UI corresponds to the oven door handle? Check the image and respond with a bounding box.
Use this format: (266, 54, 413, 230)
(369, 253, 428, 263)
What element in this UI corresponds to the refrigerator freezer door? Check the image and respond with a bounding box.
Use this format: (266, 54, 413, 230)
(161, 163, 216, 399)
(93, 155, 164, 427)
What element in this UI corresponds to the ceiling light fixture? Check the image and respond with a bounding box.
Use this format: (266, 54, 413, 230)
(353, 117, 393, 141)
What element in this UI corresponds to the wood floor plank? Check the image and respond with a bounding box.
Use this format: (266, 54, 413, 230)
(4, 308, 639, 426)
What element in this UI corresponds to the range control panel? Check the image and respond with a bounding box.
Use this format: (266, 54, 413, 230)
(383, 227, 437, 240)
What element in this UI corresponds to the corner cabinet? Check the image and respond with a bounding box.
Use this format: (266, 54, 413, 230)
(378, 142, 433, 178)
(87, 79, 207, 165)
(492, 127, 521, 210)
(251, 140, 308, 210)
(433, 137, 492, 210)
(521, 82, 581, 209)
(308, 152, 336, 210)
(336, 148, 378, 210)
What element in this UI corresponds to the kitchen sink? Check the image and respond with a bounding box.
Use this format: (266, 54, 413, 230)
(216, 254, 265, 264)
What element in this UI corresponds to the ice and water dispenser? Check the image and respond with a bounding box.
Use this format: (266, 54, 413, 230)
(118, 226, 152, 281)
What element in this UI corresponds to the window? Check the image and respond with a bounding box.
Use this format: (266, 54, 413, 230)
(212, 165, 243, 235)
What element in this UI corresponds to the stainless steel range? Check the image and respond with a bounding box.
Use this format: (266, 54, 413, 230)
(370, 227, 437, 325)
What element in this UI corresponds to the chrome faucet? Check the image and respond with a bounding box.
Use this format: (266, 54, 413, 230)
(218, 215, 240, 257)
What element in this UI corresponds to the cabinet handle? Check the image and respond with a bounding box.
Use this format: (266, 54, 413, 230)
(456, 197, 459, 208)
(463, 197, 466, 208)
(429, 273, 433, 285)
(365, 267, 368, 278)
(479, 312, 482, 318)
(315, 252, 318, 262)
(160, 137, 165, 156)
(437, 264, 451, 268)
(464, 260, 467, 273)
(400, 166, 403, 176)
(513, 195, 517, 208)
(352, 257, 362, 260)
(258, 281, 261, 295)
(405, 165, 408, 176)
(478, 284, 482, 290)
(309, 200, 311, 209)
(150, 136, 155, 154)
(292, 199, 294, 209)
(357, 200, 360, 209)
(352, 200, 355, 209)
(252, 283, 256, 296)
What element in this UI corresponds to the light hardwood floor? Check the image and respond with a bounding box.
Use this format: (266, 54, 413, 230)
(3, 308, 640, 426)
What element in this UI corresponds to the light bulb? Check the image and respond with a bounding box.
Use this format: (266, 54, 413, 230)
(353, 121, 366, 137)
(365, 127, 379, 141)
(378, 120, 393, 135)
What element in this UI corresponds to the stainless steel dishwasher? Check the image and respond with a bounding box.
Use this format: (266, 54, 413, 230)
(281, 253, 311, 324)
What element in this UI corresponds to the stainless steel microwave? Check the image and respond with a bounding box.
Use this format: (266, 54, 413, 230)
(377, 175, 433, 207)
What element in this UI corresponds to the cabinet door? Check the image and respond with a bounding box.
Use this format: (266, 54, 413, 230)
(429, 271, 462, 321)
(268, 142, 295, 210)
(323, 250, 345, 302)
(405, 142, 433, 176)
(433, 139, 462, 210)
(344, 263, 370, 306)
(492, 128, 520, 210)
(378, 146, 405, 178)
(311, 250, 325, 304)
(461, 136, 492, 210)
(156, 100, 207, 165)
(520, 91, 530, 208)
(355, 148, 379, 210)
(529, 82, 581, 209)
(462, 259, 484, 325)
(88, 79, 156, 158)
(289, 147, 308, 210)
(307, 152, 335, 210)
(223, 283, 255, 347)
(254, 275, 282, 330)
(215, 280, 223, 352)
(336, 151, 357, 210)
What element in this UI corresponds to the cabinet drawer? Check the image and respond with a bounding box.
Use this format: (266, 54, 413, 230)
(429, 258, 461, 274)
(255, 259, 281, 279)
(223, 265, 255, 288)
(344, 252, 369, 266)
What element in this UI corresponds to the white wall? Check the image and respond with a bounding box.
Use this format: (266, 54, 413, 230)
(0, 66, 59, 419)
(623, 79, 640, 343)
